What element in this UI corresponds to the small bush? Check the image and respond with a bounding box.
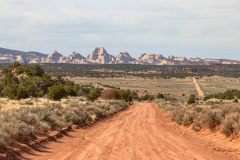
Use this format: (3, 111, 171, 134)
(16, 87, 29, 99)
(192, 123, 202, 132)
(222, 119, 235, 136)
(48, 85, 67, 101)
(187, 94, 196, 104)
(86, 89, 100, 102)
(1, 85, 17, 99)
(156, 93, 164, 99)
(118, 89, 133, 102)
(201, 110, 223, 130)
(139, 94, 155, 101)
(234, 99, 238, 103)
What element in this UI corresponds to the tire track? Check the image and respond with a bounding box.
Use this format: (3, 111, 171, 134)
(193, 77, 205, 97)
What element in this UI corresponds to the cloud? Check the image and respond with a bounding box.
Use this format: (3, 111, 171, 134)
(0, 0, 239, 59)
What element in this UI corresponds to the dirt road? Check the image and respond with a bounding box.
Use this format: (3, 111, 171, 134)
(193, 77, 205, 97)
(21, 103, 238, 160)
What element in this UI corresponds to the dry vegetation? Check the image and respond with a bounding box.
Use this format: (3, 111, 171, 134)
(158, 99, 240, 137)
(72, 76, 240, 98)
(71, 77, 196, 97)
(0, 99, 128, 152)
(198, 76, 240, 95)
(2, 63, 240, 156)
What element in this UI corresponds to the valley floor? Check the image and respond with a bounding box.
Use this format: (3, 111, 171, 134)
(19, 103, 239, 160)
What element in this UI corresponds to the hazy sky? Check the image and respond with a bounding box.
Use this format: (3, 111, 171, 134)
(0, 0, 239, 59)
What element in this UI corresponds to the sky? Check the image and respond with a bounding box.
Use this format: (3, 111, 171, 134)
(0, 0, 239, 59)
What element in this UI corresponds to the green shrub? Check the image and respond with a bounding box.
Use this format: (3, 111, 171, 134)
(0, 63, 80, 100)
(64, 81, 77, 96)
(86, 89, 100, 101)
(48, 85, 67, 101)
(118, 89, 133, 102)
(204, 89, 240, 101)
(1, 85, 17, 99)
(16, 87, 29, 99)
(139, 94, 155, 101)
(187, 94, 196, 104)
(156, 93, 164, 99)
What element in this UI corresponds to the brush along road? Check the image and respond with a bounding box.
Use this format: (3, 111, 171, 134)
(22, 103, 238, 160)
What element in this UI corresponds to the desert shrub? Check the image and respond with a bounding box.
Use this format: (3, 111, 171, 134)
(221, 113, 240, 136)
(64, 80, 77, 96)
(157, 99, 240, 136)
(1, 85, 17, 99)
(31, 65, 45, 77)
(1, 122, 36, 143)
(181, 110, 197, 126)
(200, 110, 223, 130)
(172, 107, 185, 124)
(118, 89, 133, 102)
(156, 93, 164, 99)
(0, 132, 11, 152)
(101, 89, 119, 100)
(16, 86, 29, 99)
(86, 89, 101, 102)
(204, 89, 240, 101)
(0, 63, 80, 100)
(130, 91, 139, 100)
(222, 119, 235, 136)
(234, 99, 238, 103)
(48, 85, 67, 101)
(2, 73, 19, 85)
(11, 62, 21, 68)
(187, 94, 196, 104)
(139, 94, 155, 101)
(192, 122, 202, 132)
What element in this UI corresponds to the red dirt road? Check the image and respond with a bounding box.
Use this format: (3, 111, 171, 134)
(21, 103, 239, 160)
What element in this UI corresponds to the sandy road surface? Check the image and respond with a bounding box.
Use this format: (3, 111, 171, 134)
(21, 103, 238, 160)
(193, 77, 205, 97)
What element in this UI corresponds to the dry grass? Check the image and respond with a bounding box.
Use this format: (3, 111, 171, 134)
(157, 99, 240, 136)
(0, 99, 128, 152)
(71, 77, 196, 97)
(70, 76, 240, 99)
(0, 97, 89, 111)
(198, 76, 240, 95)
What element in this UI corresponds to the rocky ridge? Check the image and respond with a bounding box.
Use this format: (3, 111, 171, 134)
(0, 47, 239, 65)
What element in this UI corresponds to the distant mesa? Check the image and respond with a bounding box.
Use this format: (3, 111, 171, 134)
(0, 46, 239, 65)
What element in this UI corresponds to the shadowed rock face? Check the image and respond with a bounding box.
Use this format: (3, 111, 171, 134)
(67, 52, 87, 64)
(87, 47, 116, 64)
(115, 52, 137, 64)
(45, 50, 63, 63)
(0, 46, 240, 65)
